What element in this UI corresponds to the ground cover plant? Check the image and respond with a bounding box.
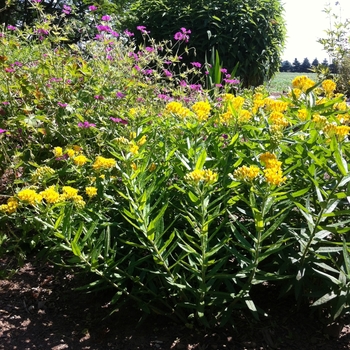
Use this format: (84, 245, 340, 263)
(1, 2, 350, 331)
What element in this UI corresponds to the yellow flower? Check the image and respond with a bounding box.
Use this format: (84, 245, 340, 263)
(165, 102, 191, 118)
(149, 163, 157, 172)
(17, 188, 42, 205)
(40, 186, 60, 204)
(62, 186, 79, 199)
(259, 152, 277, 168)
(323, 123, 338, 138)
(297, 108, 308, 121)
(269, 111, 289, 128)
(192, 101, 211, 121)
(0, 197, 19, 214)
(322, 79, 336, 96)
(131, 162, 137, 171)
(31, 166, 55, 182)
(290, 88, 302, 99)
(335, 125, 350, 140)
(85, 186, 97, 198)
(53, 147, 63, 157)
(238, 109, 252, 123)
(292, 75, 315, 92)
(73, 155, 88, 166)
(266, 100, 289, 113)
(184, 169, 218, 184)
(219, 111, 233, 124)
(137, 135, 147, 146)
(92, 156, 116, 170)
(233, 165, 260, 182)
(312, 114, 327, 128)
(66, 148, 75, 158)
(130, 144, 139, 155)
(334, 101, 348, 111)
(263, 167, 286, 186)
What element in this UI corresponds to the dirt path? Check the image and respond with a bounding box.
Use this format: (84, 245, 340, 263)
(1, 254, 350, 350)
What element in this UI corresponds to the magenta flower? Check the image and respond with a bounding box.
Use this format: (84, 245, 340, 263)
(220, 68, 228, 74)
(116, 92, 125, 98)
(0, 129, 7, 133)
(101, 15, 111, 21)
(189, 84, 202, 91)
(124, 29, 134, 37)
(191, 62, 201, 68)
(179, 80, 187, 87)
(224, 79, 240, 85)
(110, 117, 128, 125)
(94, 95, 104, 100)
(137, 26, 149, 34)
(163, 69, 172, 78)
(62, 5, 71, 14)
(145, 46, 154, 52)
(96, 25, 111, 32)
(133, 65, 140, 71)
(58, 102, 68, 108)
(5, 68, 14, 73)
(174, 27, 191, 42)
(7, 25, 17, 31)
(89, 5, 97, 11)
(78, 121, 96, 128)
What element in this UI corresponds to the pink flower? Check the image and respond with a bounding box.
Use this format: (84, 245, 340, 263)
(137, 26, 148, 34)
(124, 29, 134, 37)
(89, 5, 97, 11)
(116, 92, 125, 98)
(58, 102, 68, 108)
(163, 69, 172, 78)
(0, 128, 7, 133)
(191, 62, 201, 68)
(62, 5, 71, 14)
(7, 25, 17, 31)
(78, 121, 96, 128)
(101, 15, 111, 21)
(94, 95, 104, 100)
(110, 117, 128, 125)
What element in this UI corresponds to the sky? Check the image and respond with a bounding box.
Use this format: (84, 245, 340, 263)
(281, 0, 350, 63)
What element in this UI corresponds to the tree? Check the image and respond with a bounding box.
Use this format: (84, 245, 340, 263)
(311, 58, 319, 67)
(292, 58, 301, 72)
(322, 58, 329, 67)
(300, 58, 311, 73)
(123, 0, 286, 87)
(280, 60, 292, 72)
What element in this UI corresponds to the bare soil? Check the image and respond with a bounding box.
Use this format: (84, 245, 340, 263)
(1, 254, 350, 350)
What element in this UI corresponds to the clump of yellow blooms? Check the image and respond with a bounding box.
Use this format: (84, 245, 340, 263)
(165, 101, 191, 118)
(323, 123, 350, 140)
(265, 99, 289, 113)
(292, 75, 315, 92)
(0, 197, 19, 214)
(238, 110, 252, 123)
(223, 94, 245, 110)
(297, 108, 308, 121)
(61, 186, 85, 207)
(85, 186, 97, 198)
(73, 154, 88, 166)
(92, 156, 116, 170)
(312, 114, 327, 128)
(322, 79, 336, 97)
(66, 148, 75, 158)
(290, 88, 302, 99)
(113, 136, 130, 145)
(259, 152, 286, 186)
(333, 101, 348, 111)
(323, 123, 338, 138)
(53, 147, 63, 157)
(184, 169, 218, 185)
(269, 111, 289, 128)
(17, 188, 42, 205)
(191, 101, 211, 121)
(129, 144, 139, 155)
(233, 165, 260, 182)
(40, 186, 60, 204)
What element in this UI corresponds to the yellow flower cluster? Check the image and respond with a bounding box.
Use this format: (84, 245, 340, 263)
(73, 154, 88, 166)
(53, 145, 83, 158)
(297, 108, 308, 121)
(0, 197, 19, 214)
(165, 101, 191, 118)
(269, 111, 289, 128)
(40, 186, 60, 204)
(61, 186, 85, 207)
(259, 152, 286, 186)
(223, 94, 245, 110)
(92, 156, 116, 170)
(18, 188, 42, 205)
(192, 101, 211, 121)
(233, 165, 260, 182)
(184, 169, 218, 184)
(323, 123, 350, 140)
(265, 99, 289, 113)
(322, 79, 336, 96)
(312, 114, 327, 128)
(53, 147, 63, 157)
(333, 101, 348, 111)
(85, 186, 97, 198)
(292, 75, 315, 92)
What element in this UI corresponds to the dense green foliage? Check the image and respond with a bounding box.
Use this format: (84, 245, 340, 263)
(1, 4, 350, 330)
(123, 0, 286, 87)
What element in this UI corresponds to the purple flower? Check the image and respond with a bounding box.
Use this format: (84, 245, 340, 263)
(2, 101, 9, 105)
(124, 29, 134, 37)
(0, 128, 7, 133)
(222, 134, 228, 139)
(94, 95, 104, 100)
(36, 28, 49, 36)
(190, 62, 201, 68)
(78, 121, 96, 128)
(220, 68, 227, 73)
(101, 15, 111, 21)
(145, 46, 154, 52)
(163, 69, 172, 78)
(7, 25, 17, 31)
(174, 27, 191, 42)
(110, 117, 128, 125)
(189, 84, 202, 91)
(62, 4, 71, 14)
(33, 0, 41, 2)
(179, 80, 187, 87)
(143, 69, 153, 75)
(89, 5, 97, 11)
(137, 26, 148, 34)
(134, 65, 140, 71)
(116, 92, 125, 98)
(58, 102, 68, 108)
(157, 94, 172, 101)
(5, 68, 14, 73)
(96, 25, 111, 32)
(174, 32, 184, 41)
(224, 79, 240, 85)
(110, 31, 119, 38)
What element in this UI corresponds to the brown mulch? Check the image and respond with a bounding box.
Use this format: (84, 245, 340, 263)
(1, 254, 350, 350)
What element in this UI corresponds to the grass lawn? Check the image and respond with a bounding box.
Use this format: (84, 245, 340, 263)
(267, 72, 318, 93)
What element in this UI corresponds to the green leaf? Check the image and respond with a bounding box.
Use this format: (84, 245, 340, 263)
(195, 149, 207, 170)
(334, 148, 348, 176)
(71, 241, 82, 257)
(312, 291, 338, 306)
